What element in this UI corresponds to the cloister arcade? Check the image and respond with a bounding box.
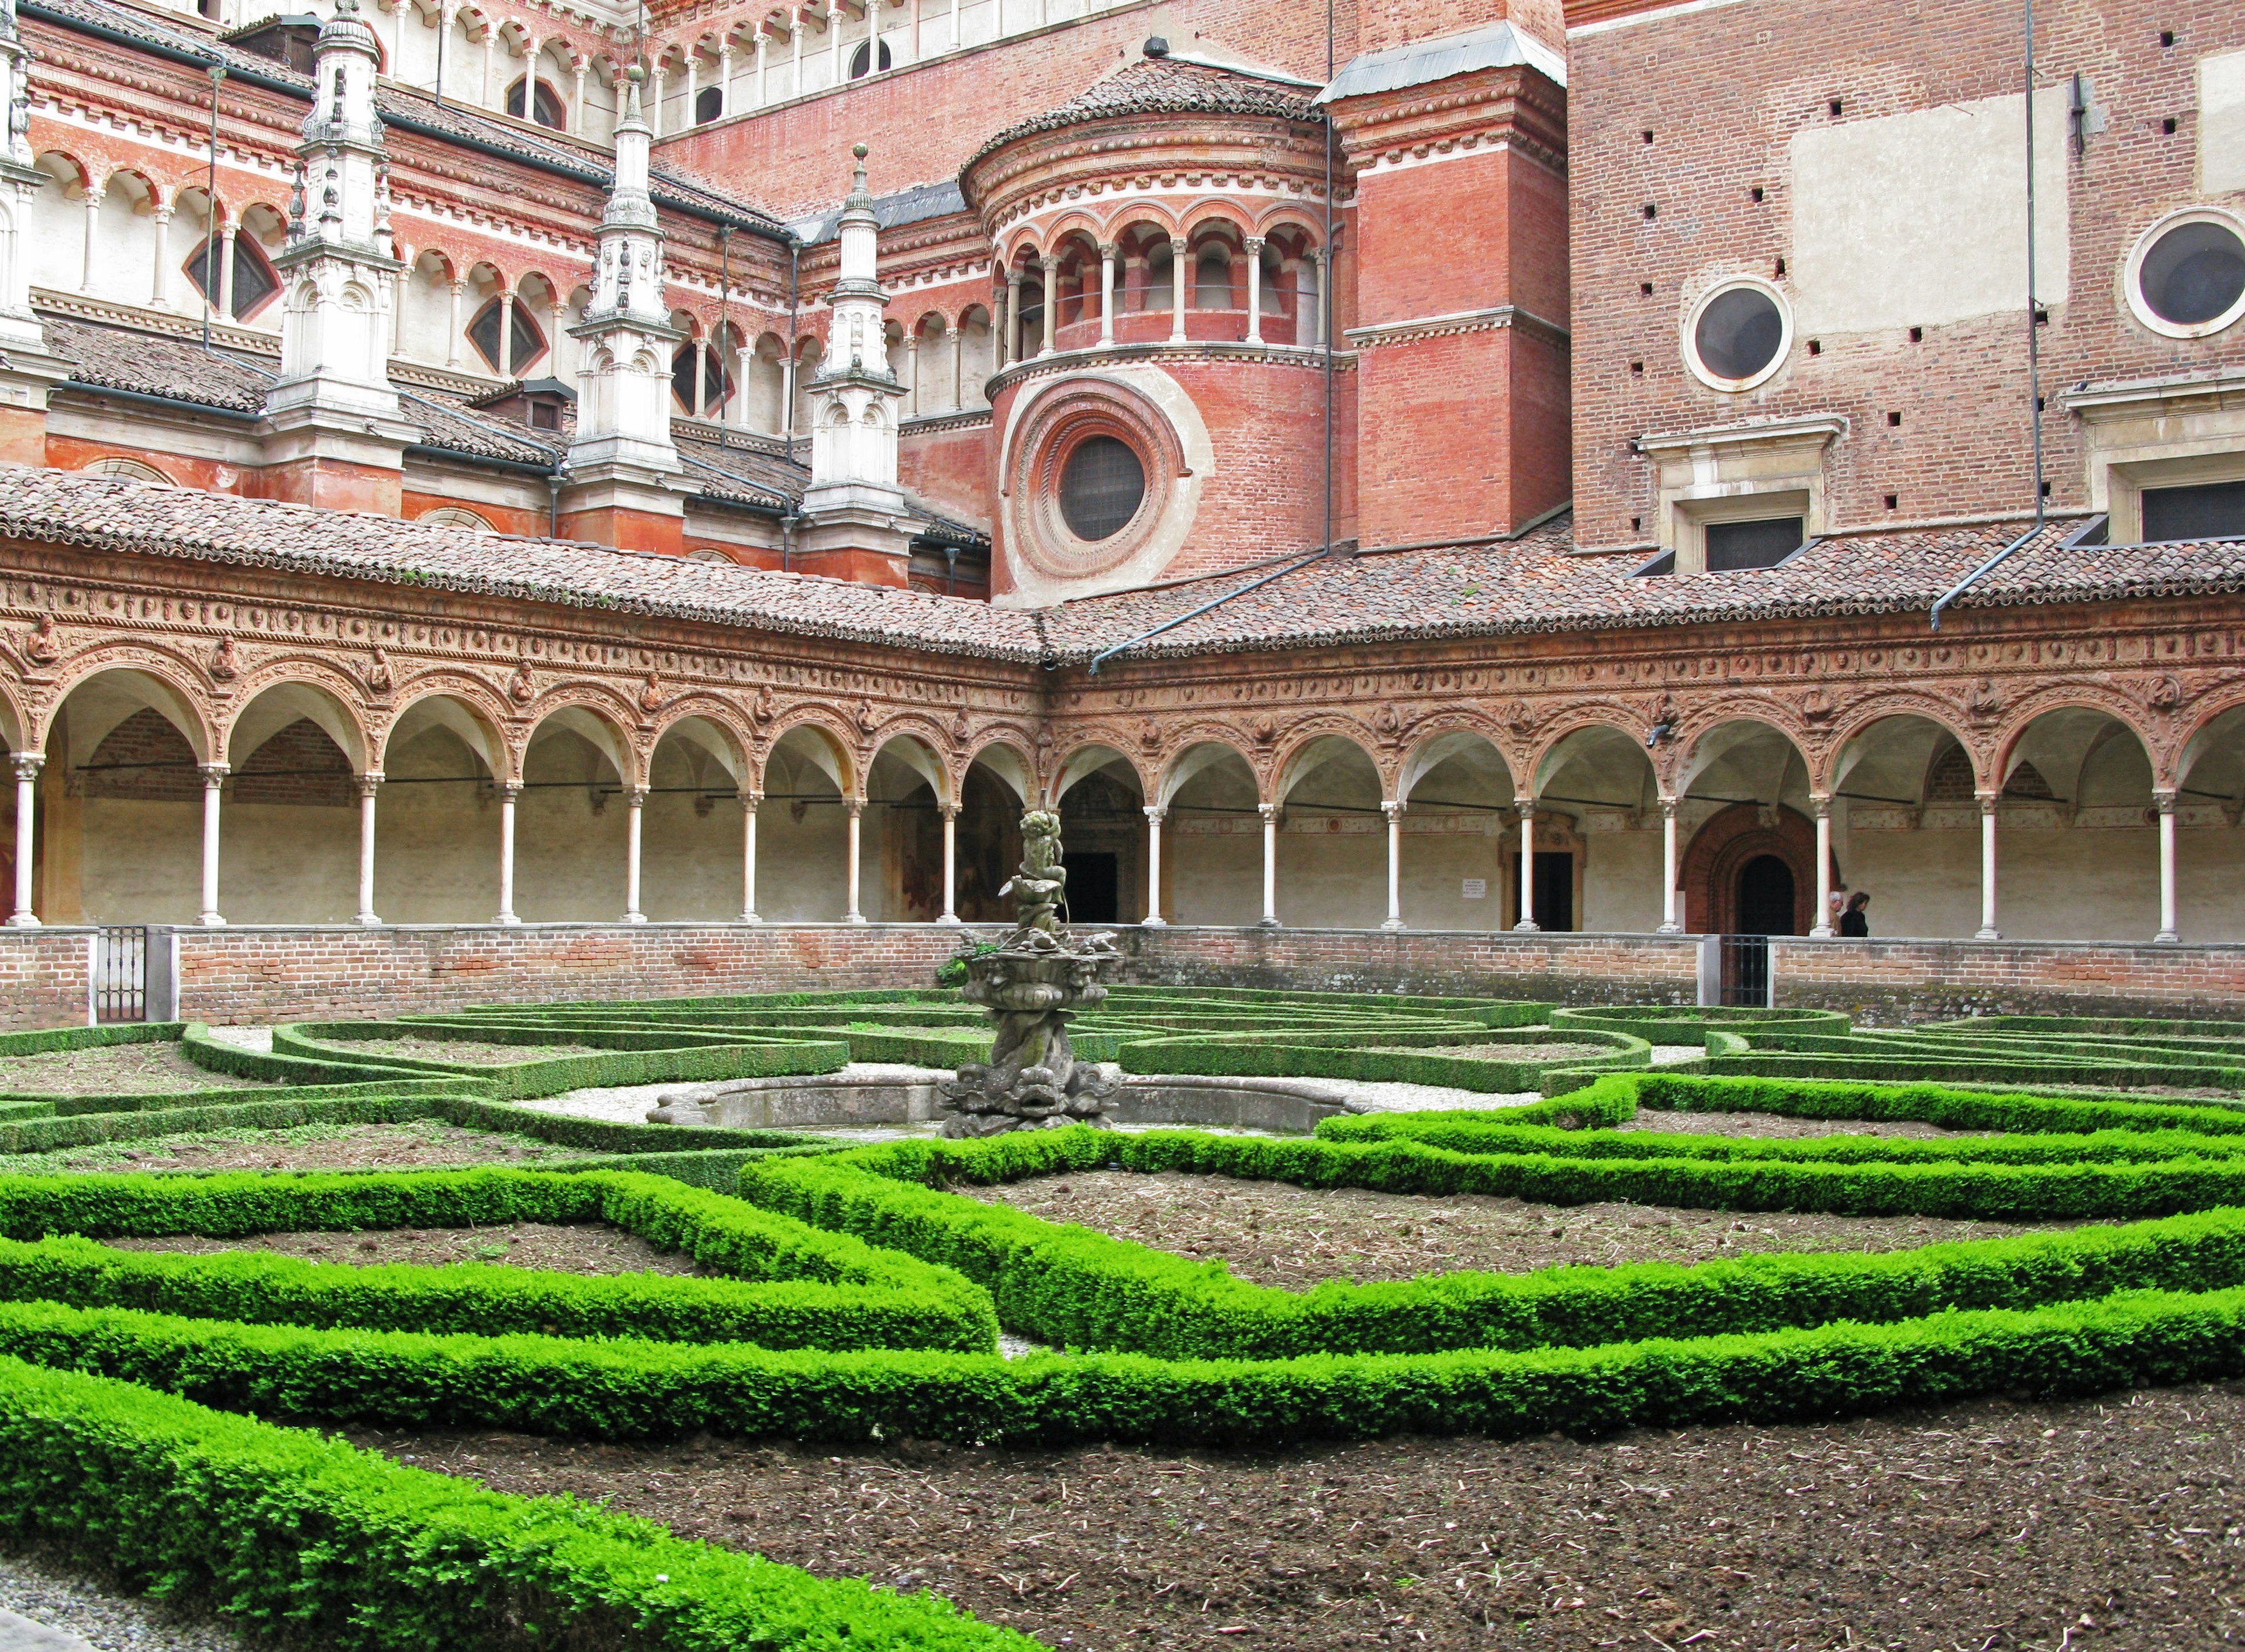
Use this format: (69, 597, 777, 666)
(9, 665, 2240, 946)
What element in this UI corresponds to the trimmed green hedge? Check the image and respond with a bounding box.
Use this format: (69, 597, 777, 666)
(731, 1130, 2245, 1358)
(0, 1356, 1032, 1649)
(1548, 1006, 1849, 1044)
(271, 1022, 849, 1101)
(0, 1024, 452, 1111)
(1112, 1027, 1648, 1091)
(8, 1281, 2245, 1452)
(0, 1168, 995, 1353)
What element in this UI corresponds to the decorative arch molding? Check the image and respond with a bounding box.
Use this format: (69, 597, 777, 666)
(374, 674, 517, 779)
(1680, 801, 1822, 937)
(34, 647, 222, 762)
(220, 667, 377, 774)
(1048, 738, 1152, 806)
(519, 696, 644, 788)
(1819, 696, 1981, 791)
(1269, 718, 1389, 802)
(647, 701, 757, 792)
(961, 736, 1038, 807)
(763, 712, 864, 799)
(1991, 689, 2160, 789)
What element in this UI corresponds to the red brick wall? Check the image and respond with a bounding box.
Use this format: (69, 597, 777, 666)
(658, 1, 1372, 219)
(400, 490, 550, 539)
(0, 931, 89, 1031)
(1771, 938, 2245, 1025)
(1358, 0, 1563, 54)
(1566, 0, 2245, 548)
(899, 419, 996, 531)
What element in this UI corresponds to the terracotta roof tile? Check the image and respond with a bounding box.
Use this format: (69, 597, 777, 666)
(968, 57, 1319, 171)
(0, 468, 1039, 659)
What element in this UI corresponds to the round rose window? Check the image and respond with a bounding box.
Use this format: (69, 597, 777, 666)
(1058, 436, 1146, 541)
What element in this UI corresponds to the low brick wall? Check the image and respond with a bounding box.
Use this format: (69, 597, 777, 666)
(1114, 927, 1705, 1005)
(0, 928, 93, 1031)
(1770, 937, 2245, 1025)
(6, 923, 2245, 1032)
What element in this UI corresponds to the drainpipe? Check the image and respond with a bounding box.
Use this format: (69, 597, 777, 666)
(783, 237, 800, 459)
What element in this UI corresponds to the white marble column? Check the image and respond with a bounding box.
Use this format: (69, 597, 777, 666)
(495, 783, 521, 924)
(1039, 254, 1057, 354)
(1513, 801, 1538, 931)
(1168, 236, 1189, 343)
(844, 799, 866, 923)
(740, 791, 762, 922)
(1309, 247, 1327, 348)
(446, 279, 465, 368)
(1004, 270, 1023, 366)
(1142, 804, 1166, 925)
(571, 61, 588, 132)
(8, 755, 41, 927)
(1098, 242, 1116, 346)
(1381, 799, 1405, 931)
(1975, 790, 2000, 941)
(951, 323, 964, 408)
(789, 11, 803, 98)
(1810, 796, 1835, 937)
(198, 763, 227, 927)
(1656, 796, 1681, 934)
(217, 223, 239, 321)
(692, 334, 708, 412)
(717, 42, 733, 116)
(754, 31, 770, 105)
(682, 51, 699, 123)
(2154, 787, 2180, 944)
(827, 1, 843, 82)
(497, 289, 516, 377)
(623, 786, 647, 922)
(1258, 802, 1279, 927)
(948, 0, 961, 51)
(81, 190, 102, 293)
(905, 334, 919, 416)
(355, 774, 382, 925)
(1244, 236, 1265, 344)
(148, 208, 173, 307)
(648, 65, 666, 136)
(937, 802, 959, 924)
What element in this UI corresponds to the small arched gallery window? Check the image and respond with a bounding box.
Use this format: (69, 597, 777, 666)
(849, 38, 892, 78)
(695, 86, 723, 124)
(671, 342, 734, 414)
(181, 231, 281, 320)
(506, 75, 568, 130)
(467, 298, 548, 376)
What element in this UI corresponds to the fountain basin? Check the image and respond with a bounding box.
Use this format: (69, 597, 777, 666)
(646, 1071, 1355, 1136)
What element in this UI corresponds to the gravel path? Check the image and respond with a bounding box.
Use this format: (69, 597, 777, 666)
(0, 1044, 268, 1097)
(195, 1028, 271, 1054)
(0, 1550, 247, 1652)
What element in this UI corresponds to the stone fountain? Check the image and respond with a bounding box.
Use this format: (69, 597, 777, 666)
(937, 810, 1122, 1136)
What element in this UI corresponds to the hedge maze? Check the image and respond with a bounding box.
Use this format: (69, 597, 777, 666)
(0, 989, 2243, 1647)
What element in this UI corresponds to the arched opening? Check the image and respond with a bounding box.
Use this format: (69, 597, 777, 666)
(2175, 705, 2245, 943)
(866, 735, 947, 922)
(762, 725, 852, 921)
(643, 716, 748, 921)
(695, 84, 723, 124)
(39, 669, 210, 924)
(671, 334, 732, 415)
(956, 745, 1034, 923)
(1992, 707, 2158, 941)
(1826, 714, 1976, 938)
(375, 693, 506, 923)
(1397, 730, 1517, 930)
(506, 74, 567, 129)
(217, 683, 368, 924)
(1159, 742, 1262, 925)
(1272, 735, 1386, 928)
(1533, 726, 1663, 932)
(1735, 854, 1797, 936)
(1052, 745, 1146, 925)
(467, 284, 547, 378)
(1677, 720, 1815, 934)
(515, 706, 634, 921)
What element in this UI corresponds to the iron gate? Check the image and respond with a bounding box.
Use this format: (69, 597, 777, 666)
(1718, 934, 1773, 1008)
(93, 925, 147, 1024)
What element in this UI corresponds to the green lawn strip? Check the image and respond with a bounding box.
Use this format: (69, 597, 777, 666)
(2, 1284, 2242, 1451)
(270, 1021, 849, 1100)
(0, 1356, 1030, 1651)
(733, 1132, 2245, 1359)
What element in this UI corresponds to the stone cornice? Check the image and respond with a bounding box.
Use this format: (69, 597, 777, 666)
(2062, 369, 2245, 421)
(1345, 304, 1570, 350)
(1326, 64, 1567, 177)
(985, 338, 1357, 401)
(1635, 415, 1849, 458)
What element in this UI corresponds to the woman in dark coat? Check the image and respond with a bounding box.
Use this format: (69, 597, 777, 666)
(1838, 890, 1870, 937)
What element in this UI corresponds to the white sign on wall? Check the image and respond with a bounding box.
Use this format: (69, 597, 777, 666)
(1461, 878, 1487, 899)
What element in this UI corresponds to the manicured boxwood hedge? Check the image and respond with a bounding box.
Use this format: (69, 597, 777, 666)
(0, 1357, 1032, 1650)
(0, 1023, 452, 1110)
(271, 1021, 850, 1100)
(0, 1168, 996, 1353)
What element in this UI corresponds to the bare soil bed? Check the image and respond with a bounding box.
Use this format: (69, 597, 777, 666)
(27, 1118, 581, 1174)
(105, 1220, 702, 1276)
(303, 1036, 612, 1066)
(1615, 1108, 1995, 1139)
(356, 1380, 2245, 1650)
(0, 1042, 271, 1096)
(958, 1171, 2061, 1283)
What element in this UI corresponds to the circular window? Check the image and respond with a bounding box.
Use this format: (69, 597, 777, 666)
(2127, 210, 2245, 338)
(1685, 279, 1791, 390)
(1058, 436, 1146, 541)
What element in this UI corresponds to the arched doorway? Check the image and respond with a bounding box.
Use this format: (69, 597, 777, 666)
(1735, 853, 1797, 936)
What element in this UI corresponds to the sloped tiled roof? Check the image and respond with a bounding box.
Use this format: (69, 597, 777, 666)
(44, 318, 272, 414)
(0, 468, 1036, 657)
(1038, 517, 2245, 663)
(967, 57, 1320, 171)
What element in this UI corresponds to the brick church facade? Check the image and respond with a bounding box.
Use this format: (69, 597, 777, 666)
(0, 0, 2242, 1020)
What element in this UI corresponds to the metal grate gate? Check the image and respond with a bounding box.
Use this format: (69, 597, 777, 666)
(1718, 934, 1773, 1008)
(93, 926, 148, 1024)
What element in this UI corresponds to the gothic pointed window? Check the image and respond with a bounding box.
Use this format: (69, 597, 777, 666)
(181, 232, 280, 320)
(467, 298, 548, 375)
(671, 343, 733, 413)
(505, 75, 567, 130)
